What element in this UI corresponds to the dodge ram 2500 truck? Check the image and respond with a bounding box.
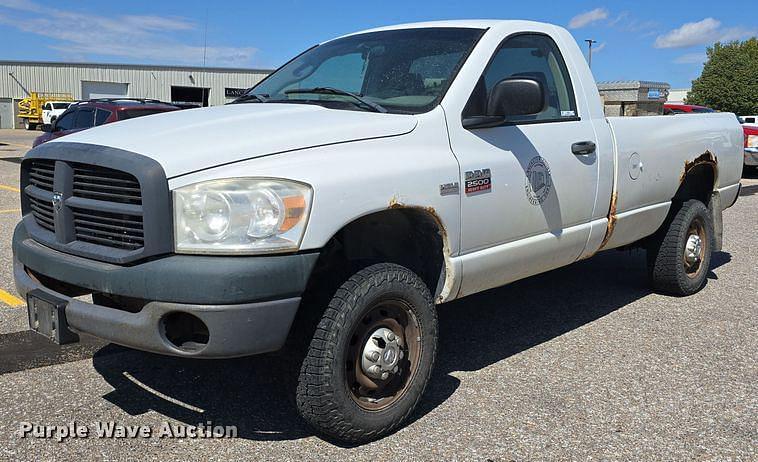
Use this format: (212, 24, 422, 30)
(13, 20, 743, 443)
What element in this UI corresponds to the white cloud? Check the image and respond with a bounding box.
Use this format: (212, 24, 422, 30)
(0, 0, 257, 66)
(569, 8, 609, 29)
(592, 42, 606, 53)
(654, 18, 757, 48)
(673, 52, 707, 64)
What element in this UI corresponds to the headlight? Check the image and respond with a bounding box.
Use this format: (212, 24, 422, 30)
(173, 178, 312, 254)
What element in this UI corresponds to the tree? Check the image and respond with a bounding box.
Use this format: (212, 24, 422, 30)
(686, 38, 758, 115)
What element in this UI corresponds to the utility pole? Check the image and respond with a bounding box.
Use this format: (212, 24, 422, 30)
(584, 39, 597, 69)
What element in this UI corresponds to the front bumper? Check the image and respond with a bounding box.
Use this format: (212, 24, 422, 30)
(745, 148, 758, 167)
(13, 223, 319, 358)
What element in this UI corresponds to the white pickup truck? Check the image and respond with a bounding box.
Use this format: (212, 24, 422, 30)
(14, 20, 743, 443)
(41, 101, 72, 125)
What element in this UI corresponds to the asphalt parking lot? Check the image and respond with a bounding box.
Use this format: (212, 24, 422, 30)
(0, 128, 755, 461)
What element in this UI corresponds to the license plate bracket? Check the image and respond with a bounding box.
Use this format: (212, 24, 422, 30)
(26, 289, 79, 345)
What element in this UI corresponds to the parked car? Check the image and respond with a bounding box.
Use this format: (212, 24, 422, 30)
(15, 20, 743, 444)
(32, 99, 182, 147)
(742, 122, 758, 169)
(41, 101, 72, 125)
(664, 103, 716, 114)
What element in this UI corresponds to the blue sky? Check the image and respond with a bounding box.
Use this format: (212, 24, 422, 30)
(0, 0, 754, 88)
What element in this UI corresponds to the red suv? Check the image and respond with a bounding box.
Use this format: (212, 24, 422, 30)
(33, 99, 184, 147)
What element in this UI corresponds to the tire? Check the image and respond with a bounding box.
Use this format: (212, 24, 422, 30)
(647, 199, 713, 295)
(296, 263, 438, 444)
(23, 119, 33, 130)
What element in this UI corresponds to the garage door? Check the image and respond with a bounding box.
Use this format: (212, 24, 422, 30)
(81, 81, 129, 100)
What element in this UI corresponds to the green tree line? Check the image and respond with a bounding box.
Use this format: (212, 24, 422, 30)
(687, 38, 758, 115)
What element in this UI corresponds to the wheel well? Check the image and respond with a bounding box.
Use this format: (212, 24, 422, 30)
(287, 208, 447, 351)
(674, 161, 716, 206)
(644, 158, 717, 248)
(305, 208, 446, 300)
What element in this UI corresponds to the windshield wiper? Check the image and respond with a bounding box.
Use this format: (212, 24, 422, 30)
(284, 87, 387, 113)
(230, 93, 269, 104)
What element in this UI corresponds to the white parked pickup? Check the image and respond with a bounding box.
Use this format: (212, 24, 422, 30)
(41, 101, 72, 125)
(15, 20, 743, 443)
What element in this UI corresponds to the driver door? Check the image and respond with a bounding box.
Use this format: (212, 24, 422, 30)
(448, 33, 600, 296)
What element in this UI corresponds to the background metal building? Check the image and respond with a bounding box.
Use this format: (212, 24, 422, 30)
(0, 61, 272, 128)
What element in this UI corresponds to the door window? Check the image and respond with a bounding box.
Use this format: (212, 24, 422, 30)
(464, 34, 577, 123)
(73, 108, 95, 128)
(55, 110, 75, 130)
(95, 109, 111, 125)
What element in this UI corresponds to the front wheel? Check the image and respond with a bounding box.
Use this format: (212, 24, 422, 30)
(296, 263, 437, 444)
(647, 199, 714, 295)
(23, 119, 36, 130)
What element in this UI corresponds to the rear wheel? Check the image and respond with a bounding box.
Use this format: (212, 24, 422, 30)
(23, 119, 36, 131)
(296, 263, 437, 443)
(647, 199, 713, 295)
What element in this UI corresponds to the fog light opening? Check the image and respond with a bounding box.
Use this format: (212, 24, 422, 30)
(161, 312, 209, 352)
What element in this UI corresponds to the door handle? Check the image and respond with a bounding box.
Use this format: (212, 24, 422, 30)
(571, 141, 596, 155)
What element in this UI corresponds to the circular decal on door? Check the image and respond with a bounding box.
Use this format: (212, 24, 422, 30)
(525, 156, 552, 205)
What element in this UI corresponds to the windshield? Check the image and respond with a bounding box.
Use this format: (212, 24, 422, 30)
(52, 103, 70, 109)
(247, 28, 484, 114)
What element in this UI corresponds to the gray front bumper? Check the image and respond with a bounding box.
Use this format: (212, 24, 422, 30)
(15, 260, 300, 358)
(13, 223, 319, 358)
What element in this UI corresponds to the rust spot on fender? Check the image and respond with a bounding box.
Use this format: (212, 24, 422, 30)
(680, 151, 717, 184)
(386, 200, 454, 303)
(598, 191, 618, 250)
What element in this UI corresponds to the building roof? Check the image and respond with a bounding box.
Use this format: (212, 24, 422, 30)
(0, 60, 273, 74)
(597, 80, 671, 90)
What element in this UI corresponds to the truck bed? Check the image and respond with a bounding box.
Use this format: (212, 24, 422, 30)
(601, 112, 743, 250)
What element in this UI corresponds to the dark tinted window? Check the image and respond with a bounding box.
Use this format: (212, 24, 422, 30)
(119, 108, 174, 120)
(95, 109, 111, 126)
(55, 110, 75, 130)
(692, 107, 715, 113)
(464, 34, 577, 123)
(73, 108, 95, 128)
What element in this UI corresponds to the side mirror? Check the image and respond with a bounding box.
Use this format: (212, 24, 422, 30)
(41, 123, 53, 133)
(489, 77, 545, 117)
(463, 77, 545, 129)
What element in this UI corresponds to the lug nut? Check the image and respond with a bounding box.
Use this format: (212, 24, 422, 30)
(365, 351, 380, 362)
(386, 331, 396, 342)
(381, 371, 389, 380)
(368, 365, 382, 376)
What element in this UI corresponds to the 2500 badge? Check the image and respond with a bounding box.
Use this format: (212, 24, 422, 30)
(465, 169, 492, 195)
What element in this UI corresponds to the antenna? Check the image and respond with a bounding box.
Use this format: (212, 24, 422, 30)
(584, 39, 598, 69)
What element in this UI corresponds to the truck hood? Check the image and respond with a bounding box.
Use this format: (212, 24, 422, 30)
(51, 103, 418, 178)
